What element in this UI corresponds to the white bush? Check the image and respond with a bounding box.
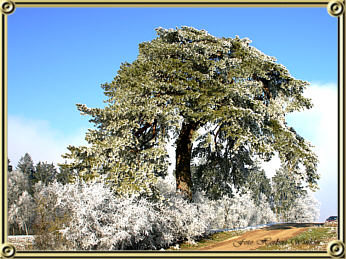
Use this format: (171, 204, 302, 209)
(34, 179, 157, 250)
(206, 192, 276, 230)
(33, 177, 276, 250)
(286, 192, 320, 223)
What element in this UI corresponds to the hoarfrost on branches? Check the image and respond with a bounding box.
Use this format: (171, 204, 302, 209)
(286, 192, 320, 223)
(62, 26, 319, 200)
(24, 26, 322, 250)
(8, 170, 35, 235)
(33, 178, 277, 250)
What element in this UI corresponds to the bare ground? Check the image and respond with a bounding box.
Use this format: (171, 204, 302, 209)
(198, 223, 322, 251)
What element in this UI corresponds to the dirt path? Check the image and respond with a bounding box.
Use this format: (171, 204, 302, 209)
(199, 223, 320, 251)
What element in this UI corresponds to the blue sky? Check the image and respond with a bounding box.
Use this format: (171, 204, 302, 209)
(8, 7, 338, 221)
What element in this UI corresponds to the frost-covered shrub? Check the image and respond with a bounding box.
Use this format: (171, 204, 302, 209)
(156, 179, 275, 233)
(33, 179, 154, 250)
(207, 192, 276, 230)
(67, 178, 213, 250)
(33, 181, 73, 250)
(153, 182, 214, 245)
(254, 194, 277, 225)
(8, 170, 35, 235)
(33, 177, 276, 250)
(286, 192, 320, 223)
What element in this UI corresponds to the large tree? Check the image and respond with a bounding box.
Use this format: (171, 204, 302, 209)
(62, 27, 319, 199)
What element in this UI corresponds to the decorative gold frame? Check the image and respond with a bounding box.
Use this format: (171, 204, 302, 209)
(0, 0, 344, 258)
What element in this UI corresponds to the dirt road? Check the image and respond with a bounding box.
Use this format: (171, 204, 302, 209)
(199, 223, 321, 251)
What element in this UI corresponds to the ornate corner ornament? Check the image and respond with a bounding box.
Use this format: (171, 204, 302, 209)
(0, 243, 16, 258)
(327, 240, 345, 258)
(327, 0, 345, 16)
(0, 0, 15, 15)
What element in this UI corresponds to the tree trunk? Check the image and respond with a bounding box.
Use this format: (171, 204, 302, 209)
(24, 221, 28, 235)
(175, 121, 198, 200)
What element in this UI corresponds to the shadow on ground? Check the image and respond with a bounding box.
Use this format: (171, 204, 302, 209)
(264, 223, 324, 230)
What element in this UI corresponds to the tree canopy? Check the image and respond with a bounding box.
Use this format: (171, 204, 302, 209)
(62, 26, 319, 199)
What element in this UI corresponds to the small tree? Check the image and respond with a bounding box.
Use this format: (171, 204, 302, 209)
(287, 192, 320, 223)
(62, 27, 319, 199)
(16, 153, 35, 194)
(8, 170, 35, 235)
(33, 161, 58, 186)
(56, 164, 74, 185)
(271, 168, 307, 222)
(33, 181, 72, 250)
(245, 168, 272, 206)
(17, 153, 35, 178)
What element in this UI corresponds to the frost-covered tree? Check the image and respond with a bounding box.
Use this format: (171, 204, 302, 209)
(33, 181, 72, 249)
(205, 191, 275, 230)
(62, 26, 319, 199)
(272, 168, 308, 221)
(56, 164, 74, 185)
(34, 161, 58, 186)
(16, 153, 35, 194)
(8, 170, 35, 235)
(244, 168, 272, 206)
(286, 192, 320, 223)
(17, 153, 35, 179)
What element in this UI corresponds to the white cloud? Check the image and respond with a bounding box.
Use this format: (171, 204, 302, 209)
(287, 83, 337, 172)
(8, 115, 88, 167)
(257, 83, 338, 222)
(259, 83, 338, 182)
(262, 83, 337, 176)
(286, 82, 338, 221)
(305, 83, 337, 163)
